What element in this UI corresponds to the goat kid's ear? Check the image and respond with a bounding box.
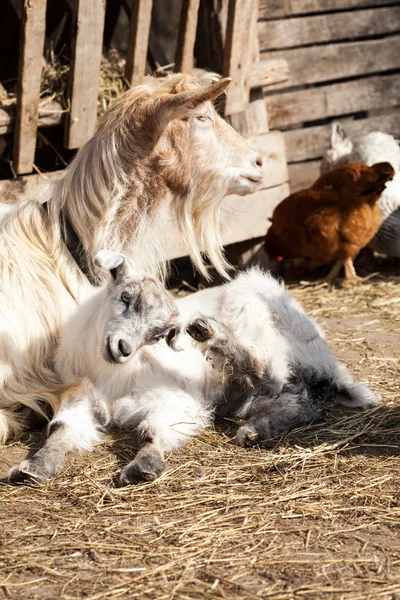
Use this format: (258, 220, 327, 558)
(94, 250, 126, 281)
(156, 78, 232, 129)
(331, 121, 349, 148)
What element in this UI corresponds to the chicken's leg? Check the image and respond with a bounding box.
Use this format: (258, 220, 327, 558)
(325, 260, 343, 285)
(343, 257, 361, 282)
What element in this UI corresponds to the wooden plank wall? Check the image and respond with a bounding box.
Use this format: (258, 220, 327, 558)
(258, 0, 400, 192)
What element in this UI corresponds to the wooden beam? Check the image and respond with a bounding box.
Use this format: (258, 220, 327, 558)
(259, 0, 400, 19)
(284, 112, 400, 164)
(64, 0, 106, 150)
(125, 0, 153, 86)
(266, 73, 400, 129)
(246, 131, 288, 188)
(0, 169, 64, 204)
(1, 101, 63, 135)
(165, 183, 290, 260)
(250, 57, 290, 89)
(288, 161, 320, 194)
(175, 0, 200, 73)
(258, 6, 400, 51)
(261, 36, 400, 92)
(223, 0, 259, 115)
(13, 0, 46, 175)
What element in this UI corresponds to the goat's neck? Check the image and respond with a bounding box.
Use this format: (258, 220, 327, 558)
(51, 143, 171, 281)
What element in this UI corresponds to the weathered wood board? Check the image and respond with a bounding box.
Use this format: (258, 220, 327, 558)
(284, 112, 400, 163)
(259, 6, 400, 50)
(261, 36, 400, 91)
(288, 160, 321, 193)
(165, 183, 290, 260)
(250, 57, 290, 89)
(267, 74, 400, 129)
(259, 0, 400, 19)
(13, 0, 47, 175)
(125, 0, 153, 86)
(0, 170, 63, 204)
(175, 0, 200, 73)
(65, 0, 106, 150)
(223, 0, 259, 115)
(1, 102, 63, 136)
(246, 130, 288, 188)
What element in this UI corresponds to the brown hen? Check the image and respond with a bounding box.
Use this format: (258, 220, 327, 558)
(264, 162, 395, 282)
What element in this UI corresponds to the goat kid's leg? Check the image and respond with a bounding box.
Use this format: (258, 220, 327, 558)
(234, 384, 323, 447)
(119, 428, 166, 486)
(187, 316, 264, 383)
(9, 382, 102, 485)
(117, 393, 210, 486)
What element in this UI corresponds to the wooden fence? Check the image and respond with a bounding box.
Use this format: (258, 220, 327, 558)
(1, 0, 291, 262)
(258, 0, 400, 192)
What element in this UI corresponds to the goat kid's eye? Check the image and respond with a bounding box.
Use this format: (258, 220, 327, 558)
(196, 115, 209, 123)
(121, 291, 131, 305)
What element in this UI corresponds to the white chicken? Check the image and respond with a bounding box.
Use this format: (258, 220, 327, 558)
(321, 123, 400, 257)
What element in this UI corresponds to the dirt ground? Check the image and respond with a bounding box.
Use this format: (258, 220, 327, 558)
(1, 271, 400, 600)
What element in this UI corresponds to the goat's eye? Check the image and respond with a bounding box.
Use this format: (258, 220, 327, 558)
(121, 291, 131, 305)
(196, 115, 208, 122)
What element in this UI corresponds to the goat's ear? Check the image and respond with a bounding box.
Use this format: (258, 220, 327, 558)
(331, 121, 348, 148)
(94, 250, 126, 281)
(157, 78, 232, 128)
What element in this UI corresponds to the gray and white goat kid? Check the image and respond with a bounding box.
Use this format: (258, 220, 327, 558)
(9, 261, 379, 486)
(9, 250, 211, 486)
(176, 268, 380, 446)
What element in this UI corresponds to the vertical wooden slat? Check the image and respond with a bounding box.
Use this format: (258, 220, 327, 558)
(228, 37, 269, 136)
(13, 0, 47, 175)
(65, 0, 106, 150)
(223, 0, 259, 116)
(175, 0, 200, 73)
(125, 0, 153, 86)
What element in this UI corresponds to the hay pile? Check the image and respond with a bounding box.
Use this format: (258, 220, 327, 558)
(0, 274, 400, 600)
(0, 49, 130, 117)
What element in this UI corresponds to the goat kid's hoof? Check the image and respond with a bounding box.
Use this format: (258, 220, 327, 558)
(186, 317, 215, 342)
(234, 425, 261, 448)
(8, 460, 49, 486)
(119, 454, 166, 486)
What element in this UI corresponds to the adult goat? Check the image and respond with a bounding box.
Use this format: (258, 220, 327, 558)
(0, 72, 263, 441)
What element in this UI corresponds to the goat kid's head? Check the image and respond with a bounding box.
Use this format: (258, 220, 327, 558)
(94, 250, 180, 364)
(320, 122, 353, 174)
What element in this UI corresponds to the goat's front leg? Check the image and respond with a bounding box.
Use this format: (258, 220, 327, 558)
(119, 425, 166, 485)
(116, 392, 211, 486)
(9, 381, 103, 485)
(186, 316, 280, 417)
(234, 383, 323, 447)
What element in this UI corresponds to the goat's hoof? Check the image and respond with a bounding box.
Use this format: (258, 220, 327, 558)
(186, 317, 214, 342)
(119, 454, 166, 486)
(8, 460, 49, 486)
(234, 425, 260, 448)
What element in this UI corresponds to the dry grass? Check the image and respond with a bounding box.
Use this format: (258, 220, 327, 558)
(1, 272, 400, 600)
(0, 49, 130, 117)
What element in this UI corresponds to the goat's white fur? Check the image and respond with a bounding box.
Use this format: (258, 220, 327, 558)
(34, 267, 378, 478)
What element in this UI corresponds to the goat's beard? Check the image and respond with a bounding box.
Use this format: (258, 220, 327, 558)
(175, 186, 232, 281)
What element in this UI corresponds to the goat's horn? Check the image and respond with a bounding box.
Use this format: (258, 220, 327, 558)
(167, 78, 232, 111)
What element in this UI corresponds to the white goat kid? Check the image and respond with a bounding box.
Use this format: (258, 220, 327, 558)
(176, 268, 379, 446)
(10, 251, 212, 485)
(10, 263, 379, 485)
